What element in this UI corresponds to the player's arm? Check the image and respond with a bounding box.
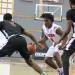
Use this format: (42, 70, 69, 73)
(39, 29, 48, 44)
(18, 24, 39, 46)
(58, 20, 72, 43)
(56, 10, 73, 44)
(39, 35, 48, 44)
(23, 30, 38, 45)
(56, 27, 68, 48)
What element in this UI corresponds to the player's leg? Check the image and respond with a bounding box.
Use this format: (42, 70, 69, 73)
(62, 50, 70, 75)
(0, 35, 28, 57)
(52, 44, 64, 74)
(54, 51, 63, 75)
(70, 52, 75, 63)
(45, 57, 58, 69)
(62, 51, 74, 75)
(19, 49, 47, 75)
(0, 37, 16, 57)
(45, 46, 59, 69)
(54, 52, 62, 68)
(17, 36, 47, 75)
(62, 38, 75, 75)
(25, 57, 47, 75)
(72, 53, 75, 63)
(0, 48, 10, 57)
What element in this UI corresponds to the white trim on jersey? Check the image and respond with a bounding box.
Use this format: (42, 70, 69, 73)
(0, 31, 8, 49)
(66, 38, 75, 50)
(72, 33, 75, 38)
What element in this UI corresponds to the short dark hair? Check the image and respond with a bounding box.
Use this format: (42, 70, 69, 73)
(3, 13, 12, 20)
(40, 13, 54, 22)
(69, 0, 75, 4)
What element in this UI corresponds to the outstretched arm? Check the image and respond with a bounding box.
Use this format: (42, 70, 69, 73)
(23, 30, 38, 45)
(39, 35, 48, 44)
(25, 58, 44, 74)
(55, 20, 72, 46)
(39, 29, 48, 44)
(56, 27, 68, 48)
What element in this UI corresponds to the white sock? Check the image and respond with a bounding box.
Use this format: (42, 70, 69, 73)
(57, 67, 63, 73)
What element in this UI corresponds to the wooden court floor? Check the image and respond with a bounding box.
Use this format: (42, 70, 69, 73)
(0, 57, 75, 75)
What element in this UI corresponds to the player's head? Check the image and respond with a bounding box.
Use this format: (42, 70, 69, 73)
(3, 13, 12, 21)
(69, 0, 75, 8)
(69, 0, 75, 4)
(40, 13, 54, 28)
(40, 13, 54, 22)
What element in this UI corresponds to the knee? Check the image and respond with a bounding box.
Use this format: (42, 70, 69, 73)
(45, 57, 52, 64)
(54, 52, 59, 56)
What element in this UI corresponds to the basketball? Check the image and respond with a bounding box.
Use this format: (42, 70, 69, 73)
(39, 43, 45, 49)
(27, 43, 36, 55)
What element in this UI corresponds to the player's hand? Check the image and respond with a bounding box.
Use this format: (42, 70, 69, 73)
(58, 44, 63, 50)
(34, 42, 41, 49)
(56, 43, 64, 50)
(54, 41, 60, 46)
(38, 43, 45, 50)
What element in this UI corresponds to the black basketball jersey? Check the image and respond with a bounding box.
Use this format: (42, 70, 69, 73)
(0, 21, 24, 37)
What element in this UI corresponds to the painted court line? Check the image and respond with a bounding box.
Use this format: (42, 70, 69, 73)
(0, 63, 10, 75)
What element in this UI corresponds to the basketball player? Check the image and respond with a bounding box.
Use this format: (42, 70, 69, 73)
(70, 52, 75, 64)
(0, 13, 47, 75)
(54, 0, 75, 75)
(39, 13, 67, 75)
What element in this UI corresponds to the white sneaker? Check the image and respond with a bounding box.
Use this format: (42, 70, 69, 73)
(57, 67, 63, 75)
(58, 71, 63, 75)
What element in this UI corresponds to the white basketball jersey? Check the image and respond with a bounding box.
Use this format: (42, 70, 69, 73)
(42, 23, 61, 43)
(0, 31, 8, 49)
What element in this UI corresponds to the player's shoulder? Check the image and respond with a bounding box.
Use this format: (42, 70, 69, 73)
(14, 22, 19, 25)
(66, 9, 75, 20)
(52, 23, 58, 26)
(52, 23, 60, 28)
(14, 22, 22, 27)
(52, 23, 62, 30)
(67, 9, 75, 14)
